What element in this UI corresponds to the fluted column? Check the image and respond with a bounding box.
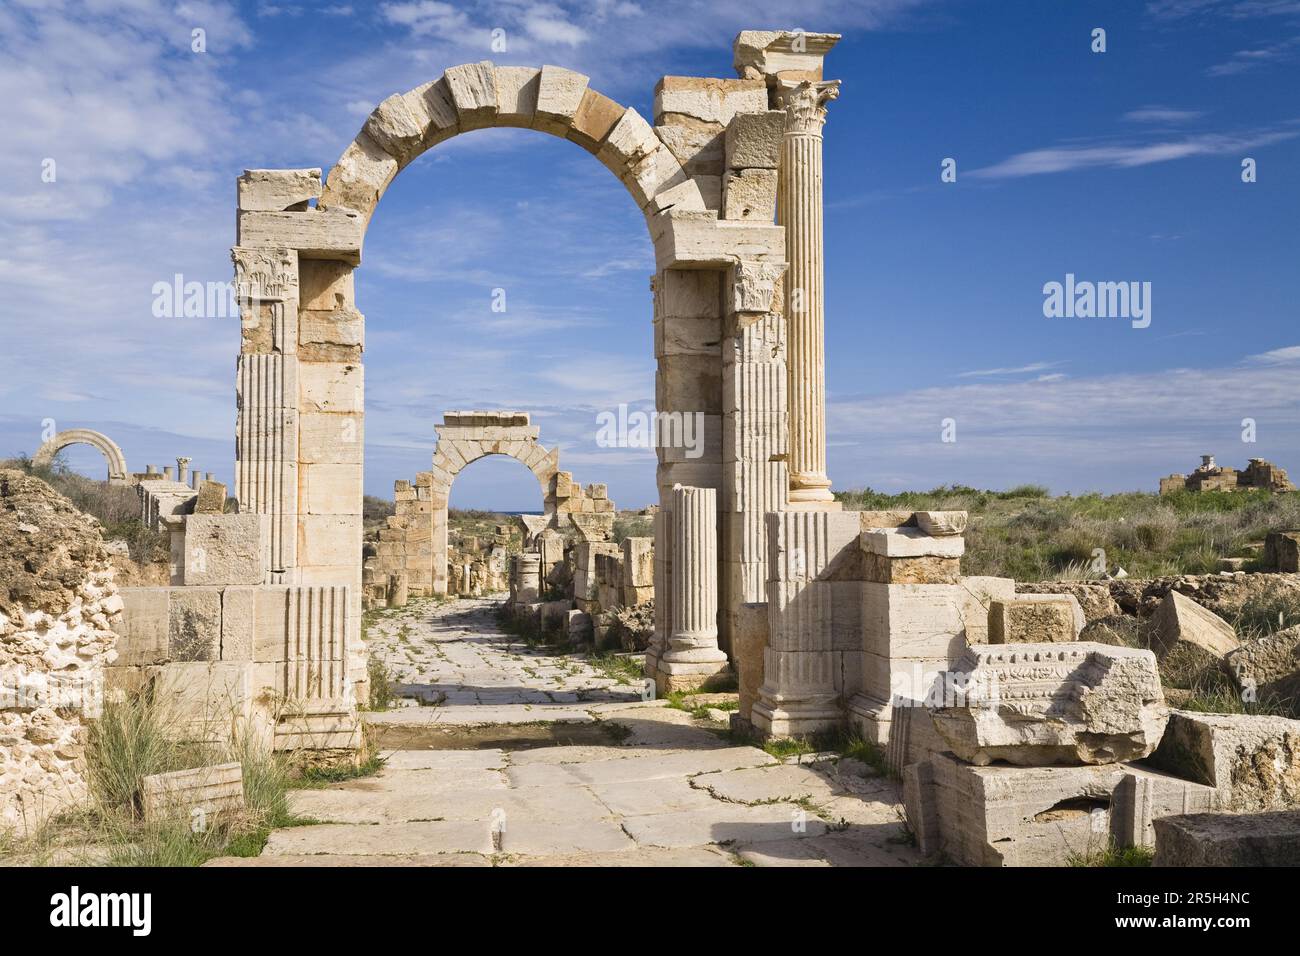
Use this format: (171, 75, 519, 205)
(778, 79, 840, 506)
(657, 485, 729, 692)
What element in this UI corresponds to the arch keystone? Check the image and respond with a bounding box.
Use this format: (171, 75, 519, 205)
(533, 65, 589, 134)
(444, 61, 498, 129)
(494, 66, 541, 128)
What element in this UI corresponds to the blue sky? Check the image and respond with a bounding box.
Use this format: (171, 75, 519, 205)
(1, 0, 1298, 509)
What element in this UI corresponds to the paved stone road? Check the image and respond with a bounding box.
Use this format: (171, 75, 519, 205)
(210, 596, 920, 867)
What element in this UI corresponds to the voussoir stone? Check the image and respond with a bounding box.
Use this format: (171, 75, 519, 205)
(931, 642, 1168, 767)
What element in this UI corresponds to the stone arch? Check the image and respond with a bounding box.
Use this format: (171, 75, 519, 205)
(233, 48, 797, 704)
(317, 63, 707, 232)
(426, 411, 558, 515)
(33, 429, 129, 484)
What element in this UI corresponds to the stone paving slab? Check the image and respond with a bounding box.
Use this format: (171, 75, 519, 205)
(504, 846, 736, 867)
(263, 821, 495, 856)
(251, 597, 916, 867)
(621, 803, 829, 848)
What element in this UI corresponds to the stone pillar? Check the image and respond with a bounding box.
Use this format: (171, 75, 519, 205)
(656, 485, 729, 693)
(517, 553, 541, 604)
(176, 457, 192, 486)
(777, 79, 840, 508)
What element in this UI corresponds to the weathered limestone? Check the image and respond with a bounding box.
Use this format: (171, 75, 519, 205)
(1149, 590, 1240, 668)
(181, 513, 266, 587)
(776, 74, 839, 507)
(237, 168, 322, 212)
(1148, 710, 1300, 812)
(906, 752, 1218, 867)
(987, 596, 1078, 644)
(1154, 810, 1300, 866)
(931, 643, 1168, 766)
(1226, 624, 1300, 703)
(655, 486, 728, 693)
(0, 471, 120, 834)
(141, 762, 244, 823)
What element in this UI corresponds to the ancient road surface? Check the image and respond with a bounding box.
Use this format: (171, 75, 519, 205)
(210, 596, 920, 867)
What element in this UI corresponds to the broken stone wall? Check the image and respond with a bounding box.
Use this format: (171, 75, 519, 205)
(0, 471, 122, 834)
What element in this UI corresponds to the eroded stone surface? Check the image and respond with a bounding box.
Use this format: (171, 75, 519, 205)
(931, 642, 1168, 766)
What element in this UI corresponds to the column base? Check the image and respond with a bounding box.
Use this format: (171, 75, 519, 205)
(784, 499, 842, 512)
(655, 659, 732, 695)
(751, 685, 842, 737)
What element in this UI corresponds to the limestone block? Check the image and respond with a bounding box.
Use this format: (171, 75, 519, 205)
(411, 77, 460, 143)
(863, 552, 960, 585)
(494, 66, 540, 127)
(1015, 581, 1120, 622)
(167, 587, 223, 661)
(299, 361, 363, 414)
(726, 259, 783, 314)
(991, 592, 1085, 638)
(620, 143, 705, 214)
(141, 762, 244, 823)
(1148, 710, 1300, 812)
(237, 169, 320, 213)
(1149, 590, 1240, 669)
(907, 752, 1218, 867)
(299, 307, 364, 360)
(116, 588, 171, 665)
(722, 168, 777, 222)
(656, 353, 722, 414)
(932, 642, 1168, 766)
(1153, 811, 1300, 866)
(1226, 624, 1300, 704)
(567, 89, 624, 151)
(533, 65, 589, 135)
(237, 208, 364, 264)
(220, 586, 255, 661)
(988, 598, 1077, 644)
(655, 122, 724, 176)
(299, 515, 363, 567)
(857, 510, 917, 530)
(733, 30, 840, 82)
(724, 111, 785, 169)
(599, 108, 660, 174)
(654, 77, 768, 127)
(915, 511, 968, 536)
(298, 412, 363, 464)
(153, 661, 254, 743)
(651, 211, 785, 269)
(194, 480, 227, 514)
(300, 462, 364, 516)
(183, 514, 265, 587)
(734, 602, 768, 719)
(959, 576, 1016, 645)
(861, 582, 967, 663)
(622, 537, 654, 587)
(295, 257, 351, 310)
(444, 61, 497, 129)
(861, 527, 965, 559)
(363, 93, 429, 166)
(319, 132, 399, 221)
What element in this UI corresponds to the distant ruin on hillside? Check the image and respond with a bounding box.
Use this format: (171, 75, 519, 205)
(1160, 455, 1295, 495)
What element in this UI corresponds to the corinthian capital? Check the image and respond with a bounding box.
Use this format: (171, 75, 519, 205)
(777, 80, 841, 134)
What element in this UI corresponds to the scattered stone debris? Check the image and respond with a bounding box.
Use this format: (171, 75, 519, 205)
(1160, 454, 1295, 495)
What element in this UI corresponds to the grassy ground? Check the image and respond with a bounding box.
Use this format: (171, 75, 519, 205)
(1, 692, 382, 867)
(836, 484, 1300, 580)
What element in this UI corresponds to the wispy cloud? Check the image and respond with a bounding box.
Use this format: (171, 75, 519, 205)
(969, 127, 1300, 179)
(1122, 105, 1205, 123)
(957, 361, 1066, 379)
(1245, 345, 1300, 364)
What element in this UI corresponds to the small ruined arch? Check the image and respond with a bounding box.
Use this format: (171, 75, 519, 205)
(33, 429, 129, 484)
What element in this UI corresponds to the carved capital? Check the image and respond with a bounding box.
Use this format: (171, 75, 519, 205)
(777, 80, 840, 135)
(729, 259, 785, 314)
(231, 246, 298, 303)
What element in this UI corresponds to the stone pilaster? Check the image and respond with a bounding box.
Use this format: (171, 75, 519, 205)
(777, 79, 840, 509)
(656, 484, 729, 693)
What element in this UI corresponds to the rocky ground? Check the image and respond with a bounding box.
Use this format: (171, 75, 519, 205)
(208, 596, 918, 867)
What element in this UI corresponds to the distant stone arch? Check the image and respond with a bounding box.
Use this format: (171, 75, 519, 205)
(33, 429, 129, 484)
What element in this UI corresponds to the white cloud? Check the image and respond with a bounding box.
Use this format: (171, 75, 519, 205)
(1122, 106, 1205, 123)
(970, 128, 1300, 179)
